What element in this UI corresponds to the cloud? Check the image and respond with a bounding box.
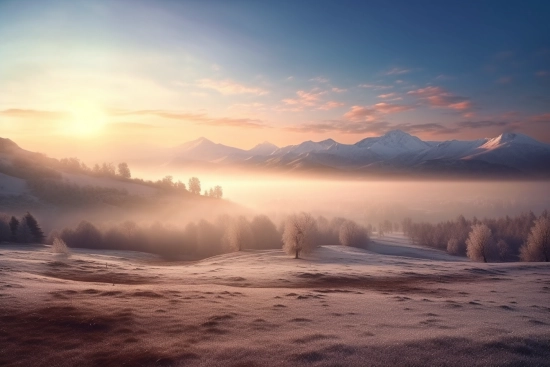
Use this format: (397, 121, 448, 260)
(343, 103, 414, 122)
(358, 83, 393, 90)
(407, 86, 472, 111)
(0, 108, 67, 119)
(455, 120, 513, 129)
(196, 78, 268, 95)
(531, 113, 550, 123)
(384, 67, 411, 76)
(318, 101, 345, 110)
(285, 120, 391, 134)
(343, 106, 377, 122)
(108, 109, 269, 129)
(377, 93, 396, 99)
(285, 119, 459, 136)
(536, 71, 549, 77)
(310, 76, 329, 83)
(331, 87, 347, 93)
(281, 89, 328, 109)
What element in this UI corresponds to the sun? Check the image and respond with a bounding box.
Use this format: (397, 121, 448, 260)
(66, 102, 106, 136)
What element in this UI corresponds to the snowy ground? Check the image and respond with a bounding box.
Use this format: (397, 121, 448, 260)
(1, 234, 549, 366)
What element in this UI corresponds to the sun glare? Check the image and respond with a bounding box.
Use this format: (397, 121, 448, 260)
(66, 102, 106, 136)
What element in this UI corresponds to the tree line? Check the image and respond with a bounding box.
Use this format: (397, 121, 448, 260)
(402, 210, 549, 262)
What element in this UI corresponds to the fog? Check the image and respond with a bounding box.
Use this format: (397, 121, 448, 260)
(133, 168, 550, 225)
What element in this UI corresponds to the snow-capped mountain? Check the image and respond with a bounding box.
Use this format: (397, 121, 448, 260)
(167, 131, 550, 177)
(355, 130, 431, 159)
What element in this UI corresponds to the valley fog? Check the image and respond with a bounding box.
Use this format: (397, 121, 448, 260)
(132, 169, 550, 224)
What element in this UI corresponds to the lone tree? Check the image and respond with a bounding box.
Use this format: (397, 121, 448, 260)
(282, 212, 318, 259)
(188, 177, 201, 195)
(22, 212, 45, 243)
(117, 162, 131, 179)
(466, 223, 493, 263)
(339, 220, 369, 248)
(226, 216, 253, 251)
(520, 216, 550, 262)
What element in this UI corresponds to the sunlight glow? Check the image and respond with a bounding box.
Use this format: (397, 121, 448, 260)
(66, 102, 106, 136)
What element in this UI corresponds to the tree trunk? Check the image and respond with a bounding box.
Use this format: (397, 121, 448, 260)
(295, 250, 299, 259)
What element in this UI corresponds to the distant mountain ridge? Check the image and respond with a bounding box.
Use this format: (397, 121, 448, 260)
(166, 130, 550, 177)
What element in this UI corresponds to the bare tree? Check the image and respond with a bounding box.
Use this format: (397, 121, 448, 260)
(226, 216, 253, 251)
(339, 220, 369, 248)
(466, 224, 493, 263)
(282, 212, 318, 259)
(520, 216, 550, 262)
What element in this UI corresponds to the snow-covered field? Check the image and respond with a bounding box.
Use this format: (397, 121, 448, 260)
(1, 235, 549, 366)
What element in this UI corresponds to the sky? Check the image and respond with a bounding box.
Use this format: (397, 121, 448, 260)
(1, 0, 549, 160)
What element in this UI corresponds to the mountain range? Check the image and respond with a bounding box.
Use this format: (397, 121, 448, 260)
(2, 130, 550, 179)
(165, 130, 550, 178)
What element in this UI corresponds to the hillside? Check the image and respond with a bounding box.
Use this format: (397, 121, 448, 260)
(0, 234, 549, 366)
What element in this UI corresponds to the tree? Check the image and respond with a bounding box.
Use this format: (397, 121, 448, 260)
(339, 220, 369, 248)
(520, 216, 550, 262)
(226, 216, 253, 251)
(250, 215, 281, 249)
(213, 185, 223, 199)
(52, 237, 70, 255)
(9, 216, 19, 241)
(282, 212, 318, 259)
(16, 219, 33, 243)
(22, 212, 45, 243)
(0, 217, 10, 242)
(188, 177, 201, 195)
(447, 238, 465, 256)
(496, 239, 510, 262)
(466, 224, 493, 263)
(117, 162, 131, 179)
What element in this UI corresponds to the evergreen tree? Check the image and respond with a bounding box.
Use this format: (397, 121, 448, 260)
(9, 216, 19, 241)
(22, 212, 45, 243)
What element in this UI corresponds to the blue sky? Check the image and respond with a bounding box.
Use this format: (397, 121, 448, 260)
(0, 0, 549, 156)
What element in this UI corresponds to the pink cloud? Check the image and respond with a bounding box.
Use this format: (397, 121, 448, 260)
(318, 101, 345, 110)
(343, 102, 413, 122)
(407, 86, 472, 111)
(377, 93, 396, 99)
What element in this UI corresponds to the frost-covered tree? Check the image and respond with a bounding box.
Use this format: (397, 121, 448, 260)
(520, 216, 550, 262)
(188, 177, 201, 195)
(117, 162, 131, 179)
(466, 224, 493, 263)
(447, 238, 462, 256)
(339, 220, 369, 248)
(496, 239, 510, 262)
(52, 237, 70, 255)
(282, 212, 318, 259)
(226, 216, 253, 251)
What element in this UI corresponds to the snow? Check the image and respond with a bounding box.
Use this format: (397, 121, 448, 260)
(1, 234, 549, 366)
(0, 172, 27, 196)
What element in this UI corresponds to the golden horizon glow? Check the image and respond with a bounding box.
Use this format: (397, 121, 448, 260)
(65, 101, 107, 137)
